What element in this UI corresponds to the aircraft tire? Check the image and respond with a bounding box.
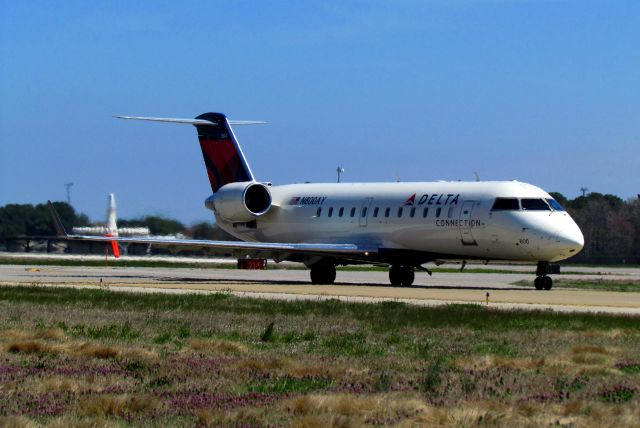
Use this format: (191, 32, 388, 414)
(400, 267, 415, 287)
(534, 276, 544, 290)
(389, 265, 403, 286)
(310, 263, 336, 284)
(543, 276, 553, 290)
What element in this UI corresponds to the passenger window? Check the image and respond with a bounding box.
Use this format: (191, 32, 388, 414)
(350, 207, 356, 217)
(491, 198, 520, 211)
(338, 207, 344, 217)
(384, 207, 390, 218)
(447, 207, 454, 218)
(436, 207, 441, 218)
(410, 207, 416, 218)
(521, 198, 551, 211)
(328, 207, 333, 218)
(397, 207, 403, 218)
(362, 207, 367, 217)
(423, 207, 429, 218)
(316, 207, 322, 217)
(373, 207, 379, 217)
(546, 198, 565, 211)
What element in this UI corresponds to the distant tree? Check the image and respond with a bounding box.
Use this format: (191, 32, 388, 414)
(117, 218, 148, 228)
(187, 222, 218, 239)
(144, 216, 185, 235)
(0, 204, 32, 237)
(0, 201, 88, 238)
(187, 222, 238, 240)
(548, 192, 568, 206)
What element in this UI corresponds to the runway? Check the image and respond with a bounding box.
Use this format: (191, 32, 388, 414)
(1, 261, 639, 314)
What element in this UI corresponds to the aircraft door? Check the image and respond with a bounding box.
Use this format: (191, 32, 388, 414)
(359, 198, 373, 227)
(459, 200, 478, 245)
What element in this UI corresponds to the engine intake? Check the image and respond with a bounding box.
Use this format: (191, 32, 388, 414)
(207, 182, 272, 222)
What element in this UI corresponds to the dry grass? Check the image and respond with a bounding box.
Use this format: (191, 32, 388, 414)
(46, 416, 120, 428)
(238, 354, 346, 380)
(4, 337, 158, 363)
(38, 377, 82, 393)
(283, 395, 640, 428)
(77, 394, 161, 417)
(285, 393, 430, 427)
(572, 345, 611, 355)
(0, 328, 67, 342)
(5, 340, 51, 354)
(458, 354, 546, 371)
(189, 338, 247, 354)
(0, 416, 35, 428)
(72, 343, 121, 359)
(458, 343, 623, 377)
(570, 344, 617, 366)
(196, 407, 269, 427)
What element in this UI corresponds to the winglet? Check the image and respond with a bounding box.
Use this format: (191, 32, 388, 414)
(47, 201, 68, 237)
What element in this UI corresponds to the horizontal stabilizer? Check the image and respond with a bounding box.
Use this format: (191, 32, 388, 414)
(115, 116, 266, 126)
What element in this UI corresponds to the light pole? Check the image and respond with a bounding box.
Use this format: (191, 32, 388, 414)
(580, 187, 588, 198)
(64, 182, 74, 205)
(336, 167, 344, 183)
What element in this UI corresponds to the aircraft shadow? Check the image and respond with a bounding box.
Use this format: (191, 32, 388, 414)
(20, 273, 531, 292)
(157, 276, 531, 292)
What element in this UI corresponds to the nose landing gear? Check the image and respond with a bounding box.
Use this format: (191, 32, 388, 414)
(389, 265, 415, 287)
(534, 261, 553, 290)
(534, 275, 553, 290)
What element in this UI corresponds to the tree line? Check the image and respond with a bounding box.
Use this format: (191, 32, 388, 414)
(1, 194, 639, 264)
(550, 192, 640, 265)
(0, 202, 232, 241)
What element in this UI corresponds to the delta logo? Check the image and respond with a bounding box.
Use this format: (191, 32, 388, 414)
(404, 193, 461, 206)
(404, 193, 416, 206)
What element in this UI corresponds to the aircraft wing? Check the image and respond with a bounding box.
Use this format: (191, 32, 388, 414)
(48, 202, 377, 263)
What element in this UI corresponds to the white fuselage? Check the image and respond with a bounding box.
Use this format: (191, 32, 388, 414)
(211, 180, 584, 263)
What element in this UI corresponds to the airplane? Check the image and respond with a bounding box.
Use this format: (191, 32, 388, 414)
(49, 112, 584, 290)
(72, 193, 151, 237)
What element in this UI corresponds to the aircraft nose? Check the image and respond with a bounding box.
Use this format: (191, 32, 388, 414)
(555, 220, 584, 256)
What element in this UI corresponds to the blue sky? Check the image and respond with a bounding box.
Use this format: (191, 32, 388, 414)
(1, 1, 638, 223)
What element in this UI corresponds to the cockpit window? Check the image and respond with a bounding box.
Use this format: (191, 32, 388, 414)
(521, 198, 551, 211)
(546, 198, 565, 211)
(491, 198, 520, 211)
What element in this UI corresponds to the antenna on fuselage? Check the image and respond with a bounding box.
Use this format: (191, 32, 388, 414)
(474, 172, 480, 182)
(336, 166, 345, 183)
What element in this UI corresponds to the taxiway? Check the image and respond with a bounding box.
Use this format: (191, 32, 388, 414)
(1, 261, 639, 314)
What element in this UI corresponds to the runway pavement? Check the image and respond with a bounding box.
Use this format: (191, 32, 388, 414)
(1, 261, 639, 314)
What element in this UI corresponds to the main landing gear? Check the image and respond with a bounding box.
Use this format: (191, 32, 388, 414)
(310, 262, 336, 284)
(389, 265, 415, 287)
(534, 261, 553, 290)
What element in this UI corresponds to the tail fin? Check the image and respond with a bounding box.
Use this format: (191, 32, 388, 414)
(106, 193, 118, 236)
(194, 113, 254, 193)
(116, 112, 264, 193)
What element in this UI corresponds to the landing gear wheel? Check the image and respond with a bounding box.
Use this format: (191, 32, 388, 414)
(401, 268, 415, 287)
(534, 276, 544, 290)
(389, 265, 403, 286)
(310, 263, 336, 284)
(534, 276, 553, 290)
(389, 265, 415, 287)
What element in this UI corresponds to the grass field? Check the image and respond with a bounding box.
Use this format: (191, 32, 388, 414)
(0, 285, 639, 427)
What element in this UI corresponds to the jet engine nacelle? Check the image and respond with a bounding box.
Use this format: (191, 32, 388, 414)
(206, 182, 272, 222)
